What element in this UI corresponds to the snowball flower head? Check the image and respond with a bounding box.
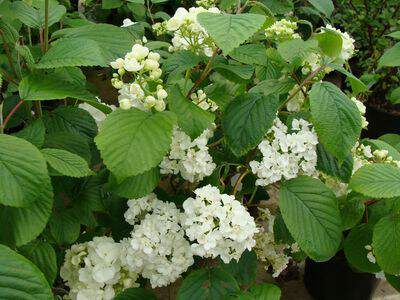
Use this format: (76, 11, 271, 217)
(160, 126, 216, 182)
(122, 195, 194, 288)
(265, 19, 300, 41)
(250, 118, 319, 186)
(182, 184, 258, 263)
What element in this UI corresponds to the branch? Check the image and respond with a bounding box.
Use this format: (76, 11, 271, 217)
(1, 99, 24, 132)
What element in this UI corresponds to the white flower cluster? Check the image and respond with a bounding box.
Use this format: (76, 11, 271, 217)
(250, 118, 319, 186)
(182, 185, 258, 263)
(60, 237, 139, 300)
(265, 19, 300, 42)
(191, 89, 218, 112)
(78, 101, 116, 129)
(152, 6, 220, 57)
(121, 194, 194, 288)
(110, 44, 167, 111)
(352, 142, 400, 173)
(254, 208, 293, 278)
(323, 24, 355, 62)
(285, 85, 306, 112)
(351, 96, 368, 129)
(160, 126, 216, 183)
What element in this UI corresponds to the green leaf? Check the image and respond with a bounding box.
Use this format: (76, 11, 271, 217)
(349, 164, 400, 198)
(13, 1, 66, 29)
(249, 78, 295, 96)
(0, 134, 49, 207)
(107, 168, 159, 199)
(41, 148, 92, 178)
(44, 132, 91, 163)
(19, 241, 57, 285)
(163, 50, 201, 74)
(197, 13, 266, 54)
(388, 31, 400, 40)
(13, 119, 45, 148)
(222, 93, 279, 157)
(168, 85, 215, 139)
(246, 284, 281, 300)
(115, 288, 156, 300)
(0, 244, 53, 299)
(373, 214, 400, 275)
(36, 38, 108, 68)
(50, 209, 81, 245)
(204, 78, 244, 111)
(52, 24, 139, 61)
(177, 268, 239, 300)
(379, 134, 400, 150)
(316, 143, 353, 183)
(309, 82, 362, 161)
(102, 0, 122, 9)
(0, 177, 53, 247)
(316, 30, 343, 58)
(389, 86, 400, 104)
(19, 74, 96, 102)
(327, 64, 368, 95)
(378, 42, 400, 68)
(386, 274, 400, 292)
(306, 0, 334, 17)
(339, 192, 366, 231)
(279, 176, 342, 261)
(43, 106, 98, 139)
(220, 250, 258, 286)
(212, 60, 254, 82)
(344, 224, 380, 273)
(95, 109, 176, 179)
(229, 44, 270, 66)
(277, 39, 317, 65)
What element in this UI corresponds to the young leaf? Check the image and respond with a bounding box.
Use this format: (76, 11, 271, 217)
(19, 241, 58, 285)
(197, 13, 266, 54)
(177, 268, 239, 300)
(95, 109, 176, 179)
(373, 214, 400, 275)
(309, 82, 362, 161)
(343, 224, 380, 273)
(315, 30, 343, 58)
(222, 93, 279, 157)
(0, 244, 53, 299)
(349, 163, 400, 198)
(41, 148, 93, 178)
(168, 85, 215, 139)
(36, 38, 108, 68)
(0, 134, 49, 207)
(279, 176, 342, 261)
(0, 177, 53, 247)
(306, 0, 334, 17)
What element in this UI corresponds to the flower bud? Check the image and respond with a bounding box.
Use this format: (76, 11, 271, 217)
(148, 52, 161, 61)
(157, 89, 168, 99)
(144, 59, 160, 71)
(119, 98, 132, 110)
(154, 100, 166, 111)
(131, 44, 149, 60)
(110, 58, 124, 69)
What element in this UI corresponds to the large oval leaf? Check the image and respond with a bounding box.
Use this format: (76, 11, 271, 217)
(279, 176, 342, 261)
(309, 82, 362, 161)
(349, 163, 400, 198)
(222, 93, 279, 157)
(95, 109, 176, 179)
(0, 244, 53, 299)
(373, 214, 400, 275)
(0, 134, 49, 207)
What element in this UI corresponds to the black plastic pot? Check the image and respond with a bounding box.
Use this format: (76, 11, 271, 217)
(364, 105, 400, 139)
(304, 252, 378, 300)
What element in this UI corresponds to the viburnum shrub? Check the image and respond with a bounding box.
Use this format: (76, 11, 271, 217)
(1, 0, 400, 299)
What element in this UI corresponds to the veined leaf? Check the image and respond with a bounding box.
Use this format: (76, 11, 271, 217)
(0, 134, 49, 207)
(378, 42, 400, 68)
(197, 13, 266, 54)
(95, 109, 176, 179)
(306, 0, 334, 17)
(13, 119, 46, 148)
(222, 93, 279, 157)
(0, 244, 53, 299)
(279, 176, 342, 261)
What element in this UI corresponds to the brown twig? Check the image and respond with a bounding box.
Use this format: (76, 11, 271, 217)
(1, 99, 24, 131)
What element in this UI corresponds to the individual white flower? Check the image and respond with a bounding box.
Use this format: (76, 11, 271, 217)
(122, 196, 194, 288)
(124, 58, 143, 72)
(131, 44, 150, 60)
(323, 24, 355, 62)
(265, 19, 300, 41)
(110, 58, 125, 70)
(160, 126, 216, 182)
(119, 98, 133, 110)
(250, 118, 319, 186)
(182, 184, 258, 263)
(121, 18, 136, 27)
(254, 208, 292, 278)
